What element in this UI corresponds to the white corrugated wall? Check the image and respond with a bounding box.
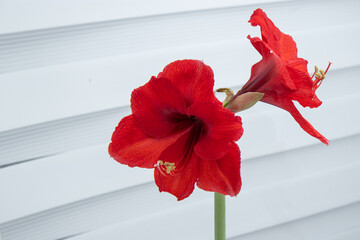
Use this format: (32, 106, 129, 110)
(0, 0, 359, 239)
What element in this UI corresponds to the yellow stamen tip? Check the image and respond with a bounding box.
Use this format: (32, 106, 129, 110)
(157, 160, 176, 175)
(315, 72, 322, 79)
(164, 162, 175, 174)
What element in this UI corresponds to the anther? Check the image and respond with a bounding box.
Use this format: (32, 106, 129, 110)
(312, 62, 331, 91)
(315, 72, 323, 79)
(156, 160, 176, 176)
(315, 65, 319, 73)
(164, 162, 175, 174)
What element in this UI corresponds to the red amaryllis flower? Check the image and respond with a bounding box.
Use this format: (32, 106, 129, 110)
(235, 9, 330, 145)
(109, 60, 243, 200)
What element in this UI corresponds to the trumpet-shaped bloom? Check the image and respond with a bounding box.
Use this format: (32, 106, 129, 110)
(237, 9, 329, 145)
(109, 60, 243, 200)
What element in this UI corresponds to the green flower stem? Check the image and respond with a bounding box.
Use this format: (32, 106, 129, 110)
(214, 192, 226, 240)
(214, 100, 228, 240)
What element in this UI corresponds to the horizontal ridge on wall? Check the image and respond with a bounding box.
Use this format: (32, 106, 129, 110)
(0, 0, 294, 34)
(0, 106, 129, 167)
(0, 24, 359, 132)
(1, 65, 359, 167)
(229, 202, 360, 240)
(0, 0, 358, 74)
(1, 135, 359, 240)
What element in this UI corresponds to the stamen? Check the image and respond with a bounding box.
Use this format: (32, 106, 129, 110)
(156, 160, 176, 176)
(312, 62, 331, 91)
(155, 118, 203, 177)
(311, 65, 319, 79)
(315, 72, 323, 79)
(315, 65, 319, 73)
(164, 162, 176, 174)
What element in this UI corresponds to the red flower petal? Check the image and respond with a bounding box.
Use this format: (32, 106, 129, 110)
(188, 102, 243, 160)
(131, 76, 187, 138)
(197, 142, 241, 196)
(286, 58, 322, 108)
(154, 127, 199, 201)
(157, 60, 220, 106)
(109, 115, 191, 168)
(265, 98, 329, 145)
(249, 8, 298, 62)
(246, 36, 296, 92)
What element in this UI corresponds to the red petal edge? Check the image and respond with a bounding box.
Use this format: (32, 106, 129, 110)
(158, 60, 220, 106)
(249, 8, 298, 62)
(109, 115, 190, 168)
(267, 99, 329, 145)
(197, 142, 241, 196)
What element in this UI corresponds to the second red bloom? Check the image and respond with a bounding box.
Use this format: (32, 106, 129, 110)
(236, 9, 329, 145)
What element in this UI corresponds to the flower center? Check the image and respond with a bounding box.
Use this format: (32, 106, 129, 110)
(155, 116, 203, 176)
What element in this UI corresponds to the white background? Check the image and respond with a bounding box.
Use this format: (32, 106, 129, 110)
(0, 0, 360, 239)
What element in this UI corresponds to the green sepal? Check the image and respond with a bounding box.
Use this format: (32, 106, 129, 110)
(227, 92, 264, 112)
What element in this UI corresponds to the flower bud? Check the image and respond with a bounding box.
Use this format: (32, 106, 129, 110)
(227, 92, 264, 112)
